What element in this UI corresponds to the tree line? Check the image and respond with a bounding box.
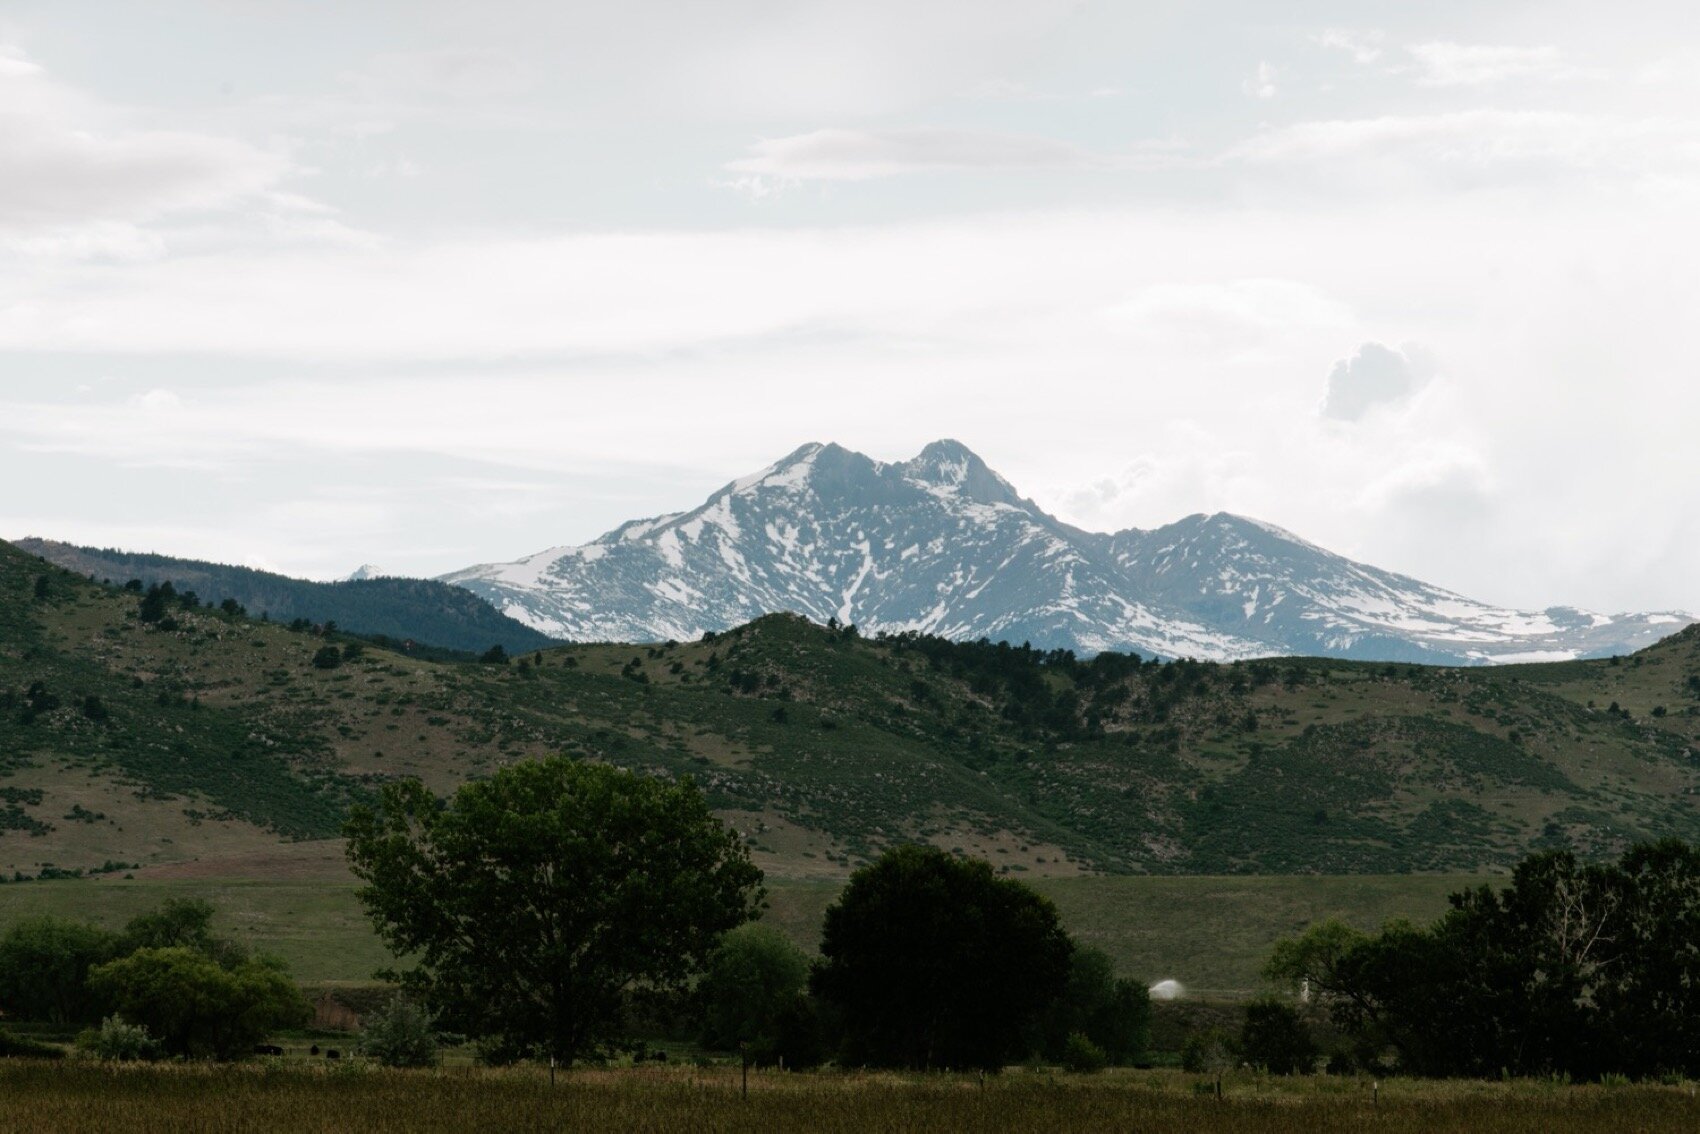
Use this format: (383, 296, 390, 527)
(1264, 840, 1700, 1079)
(0, 898, 308, 1060)
(344, 757, 1149, 1071)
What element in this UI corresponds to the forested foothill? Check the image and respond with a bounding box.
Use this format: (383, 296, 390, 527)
(6, 534, 1700, 887)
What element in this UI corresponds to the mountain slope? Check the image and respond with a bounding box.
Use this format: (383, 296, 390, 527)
(1104, 512, 1684, 664)
(7, 536, 1700, 881)
(443, 441, 1691, 664)
(17, 539, 555, 655)
(447, 442, 1262, 660)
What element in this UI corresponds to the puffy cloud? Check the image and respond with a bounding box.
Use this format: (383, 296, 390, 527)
(1321, 342, 1435, 421)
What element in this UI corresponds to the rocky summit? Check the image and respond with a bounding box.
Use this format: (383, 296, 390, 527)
(443, 441, 1692, 664)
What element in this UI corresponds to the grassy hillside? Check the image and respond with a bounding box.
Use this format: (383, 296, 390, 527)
(2, 536, 1699, 883)
(16, 538, 556, 655)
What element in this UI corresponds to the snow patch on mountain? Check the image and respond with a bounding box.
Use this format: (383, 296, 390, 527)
(440, 442, 1694, 663)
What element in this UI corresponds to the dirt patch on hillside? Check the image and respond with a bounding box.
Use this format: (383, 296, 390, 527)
(128, 840, 354, 881)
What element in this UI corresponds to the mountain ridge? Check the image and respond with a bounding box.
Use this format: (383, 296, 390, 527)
(443, 441, 1692, 665)
(15, 538, 555, 656)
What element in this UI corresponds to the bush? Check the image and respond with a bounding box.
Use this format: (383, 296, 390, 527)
(699, 924, 810, 1055)
(1181, 1028, 1235, 1074)
(311, 646, 343, 670)
(1036, 947, 1150, 1066)
(360, 996, 439, 1069)
(768, 992, 826, 1071)
(87, 948, 310, 1060)
(78, 1015, 162, 1062)
(1240, 998, 1317, 1074)
(1061, 1031, 1108, 1073)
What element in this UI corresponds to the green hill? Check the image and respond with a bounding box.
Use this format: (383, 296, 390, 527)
(15, 538, 556, 656)
(2, 536, 1698, 883)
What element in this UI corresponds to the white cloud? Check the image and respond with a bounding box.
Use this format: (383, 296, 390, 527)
(1230, 109, 1700, 191)
(1320, 342, 1435, 421)
(1406, 42, 1591, 87)
(1243, 61, 1278, 100)
(725, 127, 1100, 180)
(0, 44, 295, 230)
(1314, 29, 1384, 65)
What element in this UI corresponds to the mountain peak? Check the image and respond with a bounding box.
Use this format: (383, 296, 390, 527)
(901, 439, 1018, 504)
(441, 442, 1693, 664)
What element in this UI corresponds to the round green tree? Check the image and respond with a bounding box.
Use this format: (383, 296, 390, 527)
(345, 757, 764, 1066)
(698, 923, 810, 1058)
(811, 844, 1072, 1071)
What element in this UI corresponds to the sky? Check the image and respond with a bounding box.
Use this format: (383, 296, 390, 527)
(2, 1, 1697, 614)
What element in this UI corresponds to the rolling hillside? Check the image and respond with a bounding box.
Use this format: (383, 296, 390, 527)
(3, 536, 1699, 884)
(16, 538, 555, 656)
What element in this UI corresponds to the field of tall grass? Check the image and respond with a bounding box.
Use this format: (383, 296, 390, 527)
(1, 1061, 1696, 1133)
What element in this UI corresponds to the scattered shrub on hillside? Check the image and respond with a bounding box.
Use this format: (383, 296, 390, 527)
(312, 646, 343, 670)
(360, 996, 439, 1069)
(79, 1015, 162, 1062)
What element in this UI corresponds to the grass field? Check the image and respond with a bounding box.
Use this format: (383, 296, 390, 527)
(0, 868, 1482, 989)
(1, 1062, 1697, 1133)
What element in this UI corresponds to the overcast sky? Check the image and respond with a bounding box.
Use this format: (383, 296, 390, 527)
(2, 1, 1697, 613)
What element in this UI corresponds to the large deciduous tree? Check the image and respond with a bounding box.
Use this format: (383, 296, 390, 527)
(811, 844, 1072, 1071)
(344, 757, 763, 1066)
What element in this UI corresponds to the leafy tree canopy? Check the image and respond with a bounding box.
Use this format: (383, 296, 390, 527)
(87, 948, 309, 1060)
(1037, 947, 1151, 1067)
(345, 756, 763, 1066)
(0, 916, 118, 1025)
(698, 922, 810, 1056)
(1267, 839, 1700, 1079)
(811, 844, 1072, 1071)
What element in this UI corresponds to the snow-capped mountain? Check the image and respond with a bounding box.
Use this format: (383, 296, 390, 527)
(441, 441, 1693, 664)
(345, 564, 386, 582)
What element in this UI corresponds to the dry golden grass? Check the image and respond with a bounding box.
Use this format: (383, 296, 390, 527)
(0, 1062, 1697, 1133)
